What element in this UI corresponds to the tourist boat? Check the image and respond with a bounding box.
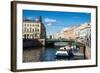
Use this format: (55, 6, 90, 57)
(72, 52, 84, 59)
(56, 46, 74, 59)
(56, 49, 68, 58)
(59, 46, 70, 50)
(56, 46, 70, 58)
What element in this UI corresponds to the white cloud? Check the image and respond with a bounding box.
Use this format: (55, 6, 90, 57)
(44, 18, 56, 26)
(25, 16, 34, 20)
(45, 18, 56, 23)
(62, 27, 70, 31)
(47, 23, 52, 26)
(35, 18, 39, 21)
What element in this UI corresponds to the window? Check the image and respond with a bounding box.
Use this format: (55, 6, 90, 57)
(38, 29, 39, 32)
(35, 29, 39, 32)
(33, 24, 34, 26)
(35, 24, 37, 27)
(30, 28, 31, 32)
(29, 24, 31, 26)
(37, 24, 39, 27)
(32, 35, 34, 38)
(35, 29, 37, 32)
(24, 28, 26, 32)
(30, 34, 32, 39)
(27, 34, 29, 38)
(27, 29, 29, 32)
(32, 29, 34, 32)
(35, 34, 37, 37)
(24, 34, 26, 39)
(27, 24, 29, 26)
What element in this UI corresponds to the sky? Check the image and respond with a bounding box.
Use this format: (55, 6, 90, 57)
(23, 10, 91, 36)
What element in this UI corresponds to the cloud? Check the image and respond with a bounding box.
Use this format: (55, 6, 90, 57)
(24, 16, 34, 21)
(45, 18, 56, 23)
(44, 18, 56, 26)
(35, 18, 39, 21)
(62, 27, 70, 31)
(47, 23, 52, 26)
(62, 26, 77, 32)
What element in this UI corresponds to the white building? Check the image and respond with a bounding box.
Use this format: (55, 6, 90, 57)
(22, 16, 46, 39)
(75, 23, 91, 47)
(79, 23, 91, 47)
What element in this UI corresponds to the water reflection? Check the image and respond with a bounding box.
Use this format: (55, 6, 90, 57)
(23, 47, 43, 62)
(23, 47, 85, 63)
(40, 47, 57, 61)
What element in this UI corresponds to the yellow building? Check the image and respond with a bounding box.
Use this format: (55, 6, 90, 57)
(62, 23, 91, 41)
(63, 26, 76, 40)
(22, 16, 46, 39)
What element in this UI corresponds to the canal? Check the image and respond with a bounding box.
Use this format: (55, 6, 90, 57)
(23, 46, 85, 63)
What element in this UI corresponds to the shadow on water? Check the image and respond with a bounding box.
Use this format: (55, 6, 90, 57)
(23, 46, 85, 62)
(40, 47, 57, 61)
(23, 47, 60, 62)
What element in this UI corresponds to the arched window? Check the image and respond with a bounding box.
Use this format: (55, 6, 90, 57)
(32, 29, 34, 32)
(38, 29, 39, 32)
(27, 28, 29, 32)
(30, 28, 31, 32)
(33, 24, 34, 26)
(32, 35, 34, 39)
(24, 34, 26, 39)
(27, 24, 29, 27)
(27, 34, 29, 39)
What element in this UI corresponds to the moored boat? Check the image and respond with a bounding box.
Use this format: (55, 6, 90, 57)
(56, 46, 69, 58)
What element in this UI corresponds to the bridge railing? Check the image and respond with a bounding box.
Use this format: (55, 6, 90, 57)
(46, 39, 74, 42)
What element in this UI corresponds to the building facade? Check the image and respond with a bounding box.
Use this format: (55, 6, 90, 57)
(52, 23, 91, 59)
(75, 23, 91, 59)
(52, 31, 66, 40)
(75, 23, 91, 47)
(22, 16, 46, 39)
(63, 26, 76, 40)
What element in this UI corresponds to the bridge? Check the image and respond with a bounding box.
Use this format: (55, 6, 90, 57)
(45, 39, 75, 47)
(46, 39, 74, 42)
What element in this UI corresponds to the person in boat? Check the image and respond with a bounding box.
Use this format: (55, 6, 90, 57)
(64, 47, 66, 50)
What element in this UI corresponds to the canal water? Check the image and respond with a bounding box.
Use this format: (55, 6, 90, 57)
(23, 47, 85, 63)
